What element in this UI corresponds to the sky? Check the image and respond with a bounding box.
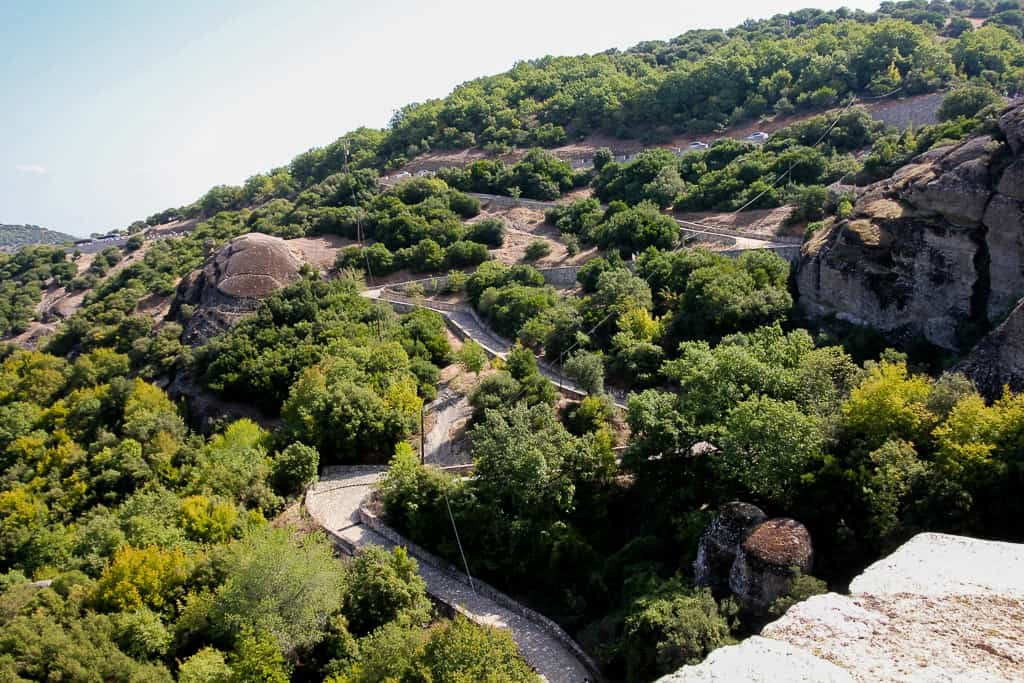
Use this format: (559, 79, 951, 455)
(1, 0, 881, 237)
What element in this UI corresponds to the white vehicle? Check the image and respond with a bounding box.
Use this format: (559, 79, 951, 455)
(746, 131, 770, 143)
(688, 141, 709, 150)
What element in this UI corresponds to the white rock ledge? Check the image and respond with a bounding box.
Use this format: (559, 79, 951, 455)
(660, 533, 1024, 682)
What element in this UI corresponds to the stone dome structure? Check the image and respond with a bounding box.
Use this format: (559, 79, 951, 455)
(694, 502, 767, 596)
(173, 233, 305, 345)
(729, 518, 813, 611)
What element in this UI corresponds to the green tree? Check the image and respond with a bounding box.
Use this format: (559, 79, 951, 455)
(271, 443, 321, 496)
(229, 627, 292, 683)
(418, 616, 539, 682)
(341, 546, 431, 636)
(937, 84, 1005, 121)
(456, 340, 488, 376)
(179, 648, 233, 683)
(564, 350, 605, 395)
(621, 584, 732, 682)
(208, 527, 345, 657)
(717, 395, 825, 505)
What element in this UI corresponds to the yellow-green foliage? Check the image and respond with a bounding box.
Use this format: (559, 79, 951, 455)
(92, 545, 193, 612)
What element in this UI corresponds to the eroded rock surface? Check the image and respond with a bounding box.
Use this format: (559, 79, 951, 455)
(693, 502, 767, 596)
(173, 233, 304, 345)
(957, 296, 1024, 399)
(797, 102, 1024, 351)
(729, 518, 813, 611)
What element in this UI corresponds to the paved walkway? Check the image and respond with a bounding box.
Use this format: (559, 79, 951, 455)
(424, 388, 473, 467)
(366, 285, 627, 408)
(306, 467, 593, 683)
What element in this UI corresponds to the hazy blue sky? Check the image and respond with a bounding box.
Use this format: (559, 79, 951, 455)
(1, 0, 880, 236)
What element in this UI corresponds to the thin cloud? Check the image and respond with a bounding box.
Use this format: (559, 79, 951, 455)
(15, 164, 48, 174)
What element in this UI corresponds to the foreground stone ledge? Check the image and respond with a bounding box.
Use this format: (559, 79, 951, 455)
(660, 533, 1024, 682)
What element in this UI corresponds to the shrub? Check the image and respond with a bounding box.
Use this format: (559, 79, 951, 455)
(272, 443, 320, 496)
(524, 239, 552, 261)
(937, 85, 1005, 121)
(466, 217, 507, 247)
(178, 648, 233, 683)
(444, 240, 490, 268)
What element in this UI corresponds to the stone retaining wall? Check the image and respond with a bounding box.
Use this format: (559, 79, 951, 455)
(358, 504, 606, 682)
(539, 265, 584, 287)
(470, 192, 563, 212)
(719, 245, 802, 263)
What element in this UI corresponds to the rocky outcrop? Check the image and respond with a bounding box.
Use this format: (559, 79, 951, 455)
(694, 505, 812, 612)
(729, 518, 813, 611)
(661, 533, 1024, 682)
(957, 296, 1024, 399)
(173, 233, 304, 345)
(797, 103, 1024, 351)
(693, 502, 767, 596)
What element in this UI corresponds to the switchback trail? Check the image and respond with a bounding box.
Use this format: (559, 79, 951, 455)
(306, 467, 594, 683)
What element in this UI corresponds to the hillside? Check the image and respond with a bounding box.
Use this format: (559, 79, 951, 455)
(2, 2, 1024, 683)
(0, 223, 76, 250)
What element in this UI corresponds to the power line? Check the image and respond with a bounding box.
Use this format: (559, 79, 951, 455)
(395, 87, 908, 577)
(501, 87, 909, 404)
(730, 86, 903, 215)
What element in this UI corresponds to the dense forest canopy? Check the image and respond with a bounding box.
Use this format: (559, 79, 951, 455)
(2, 1, 1024, 681)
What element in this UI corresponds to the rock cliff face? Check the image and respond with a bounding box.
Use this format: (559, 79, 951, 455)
(173, 233, 304, 345)
(797, 103, 1024, 352)
(956, 296, 1024, 399)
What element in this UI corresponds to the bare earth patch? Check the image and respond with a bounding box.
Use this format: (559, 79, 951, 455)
(287, 234, 357, 271)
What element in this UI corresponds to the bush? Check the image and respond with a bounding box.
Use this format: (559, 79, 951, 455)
(621, 585, 733, 681)
(444, 240, 490, 268)
(178, 648, 233, 683)
(342, 546, 431, 636)
(787, 185, 829, 224)
(567, 394, 614, 435)
(562, 233, 580, 256)
(524, 239, 552, 261)
(937, 85, 1005, 121)
(564, 350, 605, 395)
(466, 217, 507, 247)
(272, 443, 320, 496)
(448, 192, 481, 219)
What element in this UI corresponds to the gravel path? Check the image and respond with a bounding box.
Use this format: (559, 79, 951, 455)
(306, 467, 593, 683)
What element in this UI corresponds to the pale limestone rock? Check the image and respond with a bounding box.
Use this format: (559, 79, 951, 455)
(662, 533, 1024, 683)
(849, 532, 1024, 598)
(656, 636, 854, 683)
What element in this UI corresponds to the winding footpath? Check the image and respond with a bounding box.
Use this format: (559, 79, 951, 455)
(306, 467, 594, 683)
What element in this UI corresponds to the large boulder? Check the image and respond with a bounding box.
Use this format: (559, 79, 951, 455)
(797, 101, 1024, 351)
(173, 233, 304, 345)
(729, 518, 813, 612)
(693, 502, 767, 596)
